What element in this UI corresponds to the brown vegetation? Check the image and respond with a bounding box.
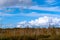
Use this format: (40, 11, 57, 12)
(0, 28, 60, 40)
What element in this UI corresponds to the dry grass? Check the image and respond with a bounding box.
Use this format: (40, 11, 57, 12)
(0, 28, 60, 40)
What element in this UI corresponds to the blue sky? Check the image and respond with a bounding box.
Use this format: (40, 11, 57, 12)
(0, 0, 60, 28)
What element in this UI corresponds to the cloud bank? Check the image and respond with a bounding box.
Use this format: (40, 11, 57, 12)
(17, 16, 60, 28)
(0, 0, 33, 8)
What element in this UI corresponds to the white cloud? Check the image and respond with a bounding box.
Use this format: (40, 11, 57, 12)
(19, 12, 42, 17)
(18, 21, 27, 24)
(45, 0, 56, 5)
(17, 16, 60, 28)
(29, 16, 49, 26)
(17, 21, 32, 28)
(0, 12, 41, 16)
(18, 12, 60, 18)
(52, 17, 60, 24)
(1, 12, 60, 17)
(28, 6, 60, 12)
(0, 0, 59, 10)
(0, 13, 15, 16)
(0, 11, 22, 16)
(30, 16, 60, 27)
(1, 24, 16, 28)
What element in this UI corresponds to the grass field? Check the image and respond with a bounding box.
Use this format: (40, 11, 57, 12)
(0, 28, 60, 40)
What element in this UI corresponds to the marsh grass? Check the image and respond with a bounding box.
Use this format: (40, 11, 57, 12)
(0, 28, 60, 40)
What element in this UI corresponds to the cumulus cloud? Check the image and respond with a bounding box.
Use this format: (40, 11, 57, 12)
(17, 21, 27, 28)
(29, 16, 49, 25)
(17, 21, 32, 28)
(17, 16, 60, 28)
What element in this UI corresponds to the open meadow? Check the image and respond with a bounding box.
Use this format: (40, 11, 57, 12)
(0, 28, 60, 40)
